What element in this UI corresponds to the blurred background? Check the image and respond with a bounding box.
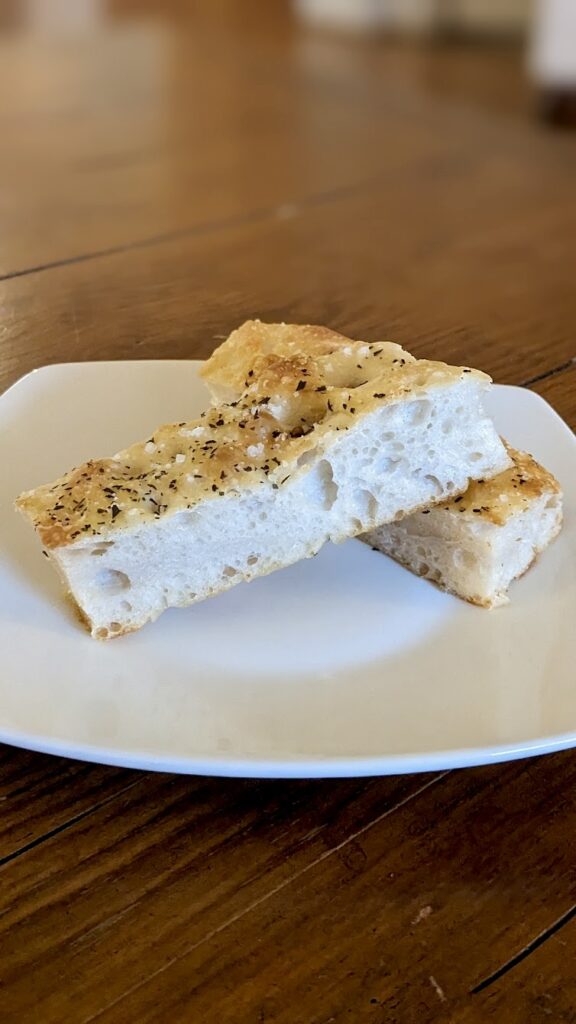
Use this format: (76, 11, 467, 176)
(0, 0, 574, 387)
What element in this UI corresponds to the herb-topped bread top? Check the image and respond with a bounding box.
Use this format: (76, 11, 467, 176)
(17, 320, 489, 549)
(434, 447, 562, 526)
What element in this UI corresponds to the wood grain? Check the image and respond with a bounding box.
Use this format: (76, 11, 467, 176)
(0, 772, 438, 1023)
(0, 31, 447, 275)
(0, 9, 529, 275)
(3, 753, 569, 1024)
(531, 364, 576, 430)
(0, 5, 574, 284)
(0, 746, 137, 863)
(1, 160, 575, 397)
(455, 923, 576, 1023)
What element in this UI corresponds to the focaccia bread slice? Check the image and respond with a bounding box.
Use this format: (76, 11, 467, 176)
(362, 448, 563, 608)
(17, 321, 510, 638)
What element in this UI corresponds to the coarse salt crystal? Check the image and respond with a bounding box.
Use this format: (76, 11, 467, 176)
(268, 401, 286, 421)
(180, 426, 205, 438)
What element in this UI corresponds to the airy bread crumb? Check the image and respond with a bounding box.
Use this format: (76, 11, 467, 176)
(363, 448, 563, 608)
(16, 321, 511, 637)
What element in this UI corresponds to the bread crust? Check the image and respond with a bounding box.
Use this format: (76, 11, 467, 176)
(17, 320, 489, 550)
(366, 446, 563, 608)
(432, 447, 562, 526)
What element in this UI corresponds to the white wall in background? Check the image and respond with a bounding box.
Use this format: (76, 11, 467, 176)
(530, 0, 576, 85)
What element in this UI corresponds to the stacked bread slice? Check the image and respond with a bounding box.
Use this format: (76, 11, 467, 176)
(201, 323, 564, 612)
(17, 320, 512, 637)
(362, 447, 563, 607)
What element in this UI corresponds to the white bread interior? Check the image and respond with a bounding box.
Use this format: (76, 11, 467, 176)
(16, 321, 511, 637)
(363, 448, 563, 608)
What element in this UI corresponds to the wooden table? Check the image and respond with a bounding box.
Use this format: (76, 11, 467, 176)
(1, 4, 576, 1021)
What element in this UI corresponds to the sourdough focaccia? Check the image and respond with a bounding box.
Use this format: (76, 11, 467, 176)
(17, 321, 510, 637)
(363, 448, 562, 607)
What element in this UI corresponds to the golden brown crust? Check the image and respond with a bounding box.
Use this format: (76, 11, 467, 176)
(16, 320, 488, 550)
(201, 319, 486, 400)
(66, 591, 143, 639)
(200, 321, 356, 396)
(437, 447, 562, 525)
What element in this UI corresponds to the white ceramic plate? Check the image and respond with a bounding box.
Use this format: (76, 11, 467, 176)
(1, 361, 575, 777)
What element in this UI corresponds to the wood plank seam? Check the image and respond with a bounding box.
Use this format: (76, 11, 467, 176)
(0, 210, 272, 284)
(0, 776, 142, 869)
(470, 903, 576, 994)
(0, 171, 386, 284)
(79, 771, 451, 1024)
(521, 358, 576, 389)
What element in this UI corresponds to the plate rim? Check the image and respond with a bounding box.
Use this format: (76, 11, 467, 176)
(2, 725, 576, 777)
(1, 360, 575, 778)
